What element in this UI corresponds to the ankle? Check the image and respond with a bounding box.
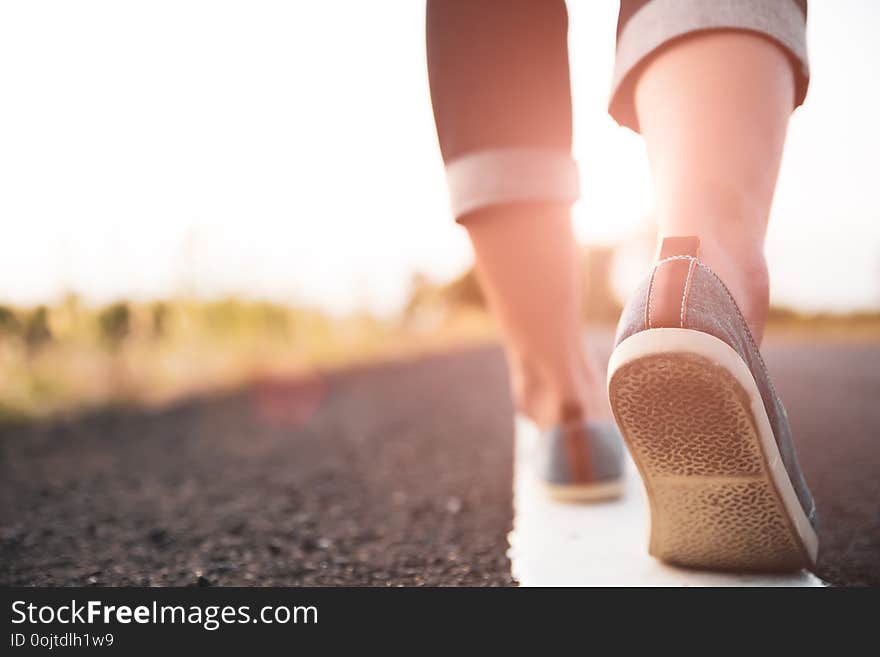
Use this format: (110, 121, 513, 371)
(508, 344, 609, 429)
(660, 232, 769, 342)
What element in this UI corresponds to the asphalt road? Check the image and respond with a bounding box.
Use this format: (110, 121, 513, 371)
(2, 334, 878, 586)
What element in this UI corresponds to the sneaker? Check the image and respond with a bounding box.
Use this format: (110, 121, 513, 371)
(607, 236, 818, 571)
(517, 412, 625, 503)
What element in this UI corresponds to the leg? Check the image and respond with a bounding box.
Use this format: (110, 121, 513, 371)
(466, 204, 609, 428)
(426, 0, 606, 427)
(609, 0, 810, 343)
(606, 3, 818, 571)
(634, 30, 796, 343)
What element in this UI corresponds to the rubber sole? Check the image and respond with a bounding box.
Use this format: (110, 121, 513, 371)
(543, 479, 624, 503)
(607, 328, 818, 572)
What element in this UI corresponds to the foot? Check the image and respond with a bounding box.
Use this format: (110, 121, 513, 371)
(608, 236, 818, 571)
(685, 234, 770, 343)
(510, 346, 625, 503)
(517, 412, 625, 503)
(507, 339, 611, 429)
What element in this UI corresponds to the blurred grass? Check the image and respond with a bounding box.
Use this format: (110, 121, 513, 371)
(1, 264, 877, 423)
(0, 293, 495, 423)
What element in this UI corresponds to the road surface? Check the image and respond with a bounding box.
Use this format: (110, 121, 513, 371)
(1, 334, 878, 586)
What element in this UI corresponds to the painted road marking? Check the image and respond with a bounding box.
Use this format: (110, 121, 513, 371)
(509, 419, 824, 587)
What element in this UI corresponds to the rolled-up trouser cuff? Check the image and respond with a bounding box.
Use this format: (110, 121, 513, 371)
(445, 147, 580, 221)
(610, 0, 810, 132)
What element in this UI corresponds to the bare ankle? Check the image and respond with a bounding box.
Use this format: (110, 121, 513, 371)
(674, 233, 770, 342)
(508, 344, 609, 429)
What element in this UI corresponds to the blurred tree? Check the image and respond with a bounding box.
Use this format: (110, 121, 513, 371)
(23, 306, 52, 352)
(48, 293, 83, 341)
(403, 273, 434, 318)
(582, 246, 622, 324)
(151, 301, 169, 339)
(404, 269, 486, 321)
(98, 302, 130, 349)
(443, 268, 485, 309)
(0, 305, 21, 336)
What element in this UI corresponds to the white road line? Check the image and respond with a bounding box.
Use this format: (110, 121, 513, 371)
(508, 421, 824, 587)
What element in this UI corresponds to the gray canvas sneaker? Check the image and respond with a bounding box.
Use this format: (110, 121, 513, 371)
(607, 236, 818, 571)
(517, 409, 625, 503)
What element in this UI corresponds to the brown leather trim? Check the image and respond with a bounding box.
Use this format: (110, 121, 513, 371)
(563, 423, 594, 483)
(645, 237, 701, 330)
(559, 403, 594, 482)
(659, 235, 700, 259)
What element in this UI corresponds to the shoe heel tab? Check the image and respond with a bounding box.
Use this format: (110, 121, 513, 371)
(645, 236, 701, 330)
(659, 235, 700, 259)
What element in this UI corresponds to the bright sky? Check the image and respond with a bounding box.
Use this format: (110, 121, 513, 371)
(1, 1, 878, 315)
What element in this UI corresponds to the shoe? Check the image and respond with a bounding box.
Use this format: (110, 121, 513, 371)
(607, 236, 818, 571)
(517, 413, 625, 503)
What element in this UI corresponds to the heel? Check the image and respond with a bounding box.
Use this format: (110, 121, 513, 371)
(607, 329, 817, 571)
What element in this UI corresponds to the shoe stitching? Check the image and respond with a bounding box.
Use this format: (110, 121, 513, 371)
(694, 261, 816, 521)
(693, 261, 782, 404)
(646, 255, 693, 330)
(680, 257, 697, 328)
(633, 259, 813, 519)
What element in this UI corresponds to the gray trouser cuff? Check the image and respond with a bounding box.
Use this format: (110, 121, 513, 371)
(445, 148, 580, 221)
(610, 0, 810, 131)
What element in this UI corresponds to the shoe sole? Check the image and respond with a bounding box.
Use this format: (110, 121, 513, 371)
(607, 328, 818, 572)
(543, 479, 624, 503)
